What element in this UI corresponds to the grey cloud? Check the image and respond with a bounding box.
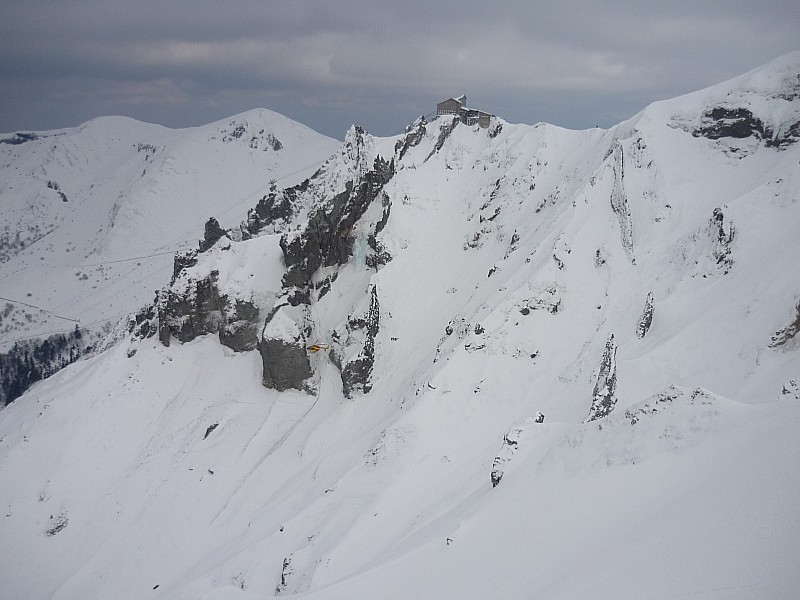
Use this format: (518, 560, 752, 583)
(0, 1, 798, 139)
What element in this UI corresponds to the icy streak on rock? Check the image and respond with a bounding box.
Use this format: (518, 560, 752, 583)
(609, 141, 635, 264)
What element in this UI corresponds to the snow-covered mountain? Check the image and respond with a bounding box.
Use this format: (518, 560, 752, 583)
(0, 109, 339, 352)
(1, 53, 800, 600)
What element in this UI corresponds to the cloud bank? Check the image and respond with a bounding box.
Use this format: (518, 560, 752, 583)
(1, 1, 798, 138)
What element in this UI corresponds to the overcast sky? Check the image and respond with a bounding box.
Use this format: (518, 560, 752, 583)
(1, 1, 798, 140)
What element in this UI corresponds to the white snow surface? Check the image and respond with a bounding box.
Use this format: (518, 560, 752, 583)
(0, 109, 339, 348)
(2, 53, 800, 599)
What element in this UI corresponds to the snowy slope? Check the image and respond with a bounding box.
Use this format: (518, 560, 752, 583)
(0, 110, 339, 349)
(1, 53, 799, 600)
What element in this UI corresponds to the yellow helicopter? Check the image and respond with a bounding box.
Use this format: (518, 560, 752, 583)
(306, 344, 331, 353)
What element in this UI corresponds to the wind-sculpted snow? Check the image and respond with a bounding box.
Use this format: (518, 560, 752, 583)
(540, 386, 743, 473)
(493, 386, 740, 486)
(2, 53, 800, 600)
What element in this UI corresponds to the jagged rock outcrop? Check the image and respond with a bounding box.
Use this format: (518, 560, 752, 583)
(769, 120, 800, 148)
(129, 296, 160, 342)
(395, 116, 427, 162)
(365, 192, 393, 269)
(587, 334, 618, 421)
(137, 253, 261, 352)
(520, 283, 562, 315)
(241, 178, 312, 239)
(275, 555, 293, 595)
(162, 272, 226, 344)
(769, 301, 800, 348)
(488, 118, 503, 139)
(217, 120, 283, 151)
(259, 303, 313, 392)
(490, 413, 544, 488)
(132, 127, 395, 395)
(710, 208, 735, 273)
(426, 116, 459, 161)
(280, 156, 395, 296)
(159, 270, 261, 351)
(780, 379, 799, 399)
(171, 250, 199, 284)
(693, 107, 772, 141)
(129, 290, 170, 346)
(636, 292, 655, 339)
(0, 131, 38, 145)
(491, 426, 523, 488)
(330, 285, 380, 398)
(46, 180, 68, 203)
(688, 105, 800, 148)
(198, 218, 227, 253)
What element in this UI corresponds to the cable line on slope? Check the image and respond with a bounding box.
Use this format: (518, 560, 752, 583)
(0, 295, 80, 323)
(3, 314, 126, 346)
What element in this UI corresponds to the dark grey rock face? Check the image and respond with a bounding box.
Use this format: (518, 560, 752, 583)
(259, 304, 313, 391)
(259, 337, 313, 391)
(171, 250, 198, 285)
(129, 296, 159, 341)
(280, 156, 395, 295)
(693, 107, 772, 141)
(768, 120, 800, 148)
(259, 151, 394, 395)
(219, 298, 261, 352)
(198, 218, 227, 253)
(242, 179, 311, 239)
(162, 272, 225, 344)
(365, 233, 392, 269)
(150, 270, 261, 352)
(128, 290, 171, 347)
(132, 126, 397, 397)
(588, 334, 618, 421)
(0, 132, 38, 145)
